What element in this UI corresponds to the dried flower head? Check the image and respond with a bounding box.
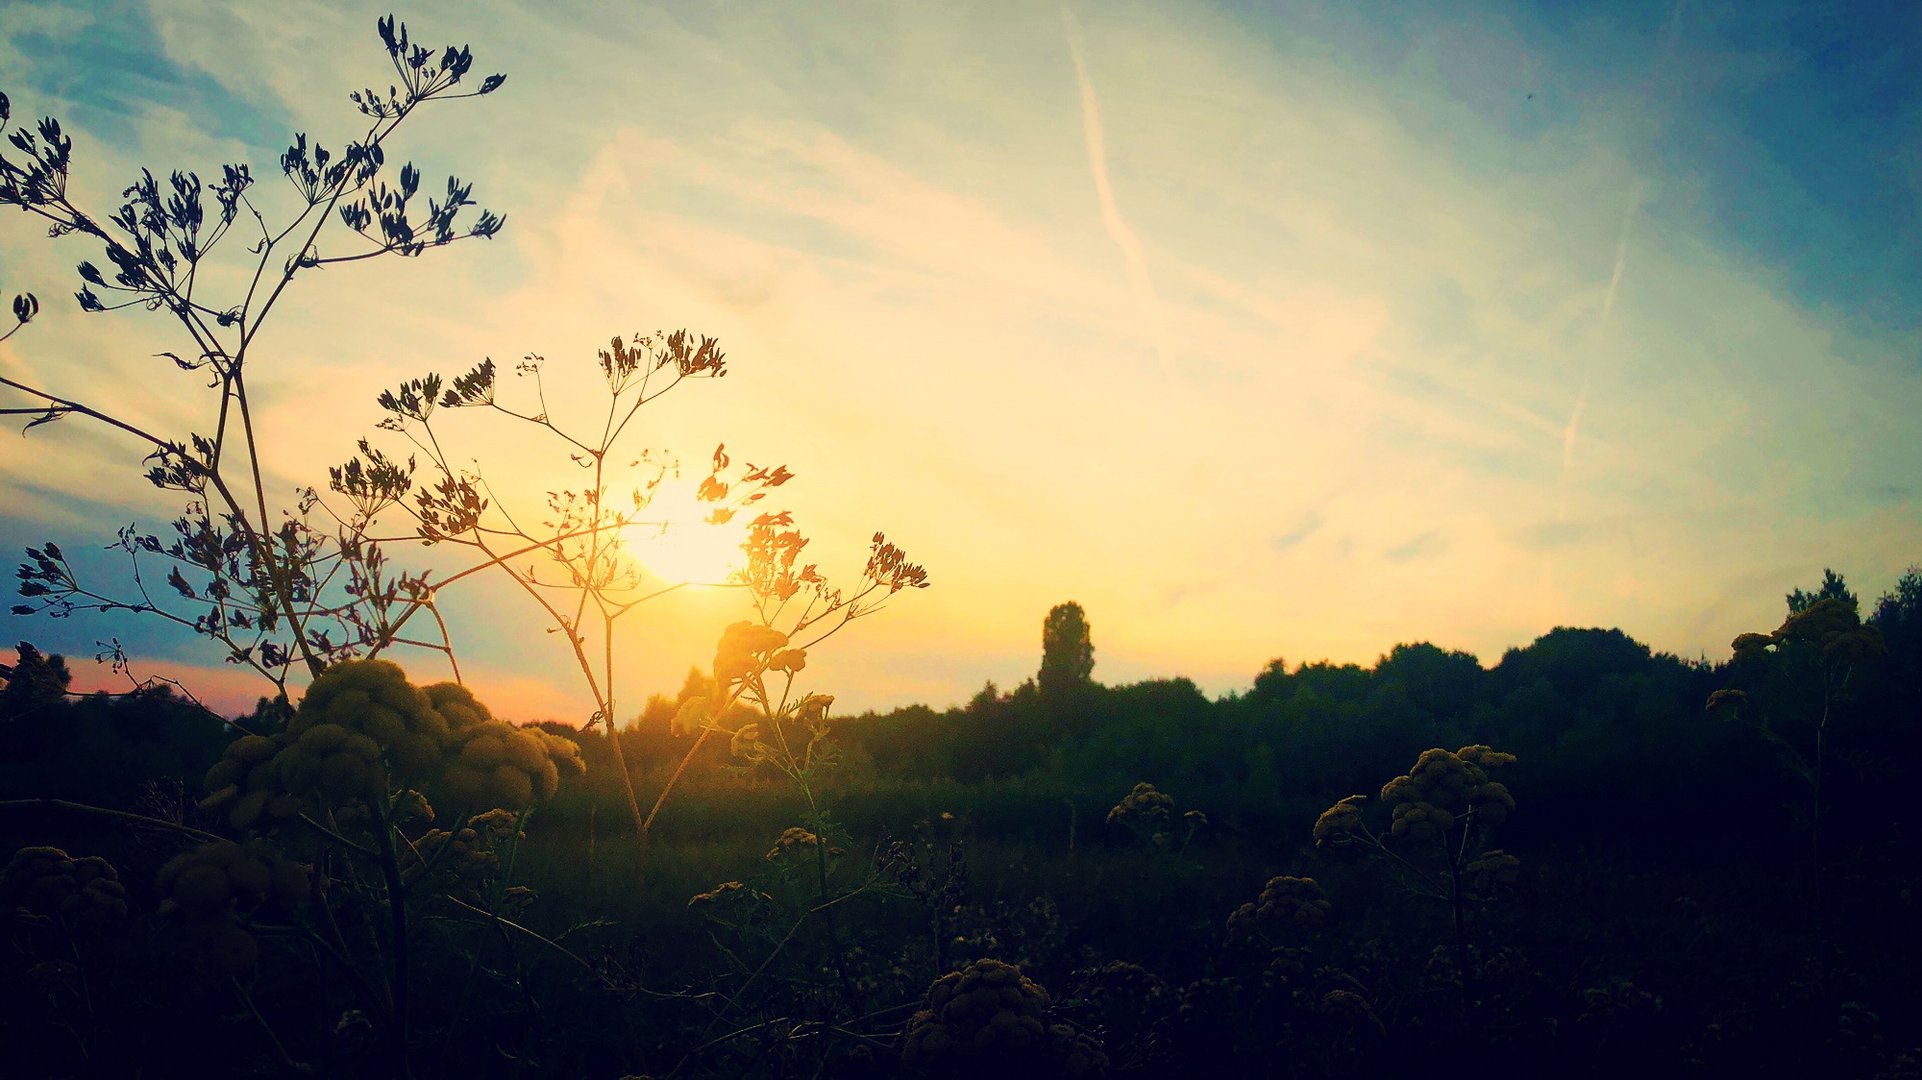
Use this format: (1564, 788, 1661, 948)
(903, 958, 1103, 1073)
(0, 846, 129, 925)
(1313, 795, 1366, 845)
(1107, 781, 1177, 845)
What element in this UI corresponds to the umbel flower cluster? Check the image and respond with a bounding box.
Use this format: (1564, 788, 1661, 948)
(1227, 875, 1333, 943)
(685, 880, 775, 927)
(200, 659, 583, 831)
(672, 621, 812, 737)
(0, 846, 129, 925)
(1106, 782, 1174, 836)
(764, 826, 841, 862)
(1106, 781, 1204, 848)
(903, 958, 1107, 1075)
(403, 808, 522, 898)
(1730, 596, 1886, 668)
(1465, 849, 1522, 893)
(1380, 745, 1516, 840)
(714, 620, 805, 686)
(155, 840, 309, 976)
(1315, 745, 1516, 847)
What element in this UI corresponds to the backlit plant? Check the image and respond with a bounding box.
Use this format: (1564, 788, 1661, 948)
(1313, 745, 1519, 1010)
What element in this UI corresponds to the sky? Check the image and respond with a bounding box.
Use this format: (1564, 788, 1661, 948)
(0, 0, 1918, 721)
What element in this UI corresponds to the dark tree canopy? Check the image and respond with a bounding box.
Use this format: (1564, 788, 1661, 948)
(1788, 567, 1858, 617)
(0, 641, 70, 719)
(1039, 601, 1095, 696)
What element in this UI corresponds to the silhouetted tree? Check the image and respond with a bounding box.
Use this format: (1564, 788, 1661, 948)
(1788, 567, 1858, 617)
(1870, 567, 1922, 695)
(1039, 601, 1095, 697)
(0, 641, 70, 720)
(1373, 642, 1483, 730)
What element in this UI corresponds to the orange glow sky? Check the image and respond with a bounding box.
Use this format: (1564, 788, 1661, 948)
(2, 1, 1919, 721)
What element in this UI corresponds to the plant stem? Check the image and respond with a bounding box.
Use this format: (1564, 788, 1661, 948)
(372, 808, 413, 1079)
(0, 798, 226, 843)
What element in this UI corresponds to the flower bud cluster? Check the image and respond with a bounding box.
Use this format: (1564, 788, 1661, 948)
(1316, 986, 1386, 1037)
(765, 826, 841, 862)
(1106, 782, 1176, 844)
(1261, 945, 1311, 985)
(155, 840, 308, 976)
(1379, 745, 1516, 841)
(1312, 795, 1366, 845)
(439, 715, 583, 814)
(0, 846, 128, 925)
(686, 880, 775, 918)
(202, 732, 311, 832)
(714, 621, 794, 685)
(1729, 598, 1886, 668)
(406, 808, 522, 886)
(202, 660, 445, 828)
(903, 959, 1105, 1074)
(202, 660, 582, 830)
(1465, 849, 1521, 893)
(686, 880, 777, 934)
(1227, 875, 1332, 943)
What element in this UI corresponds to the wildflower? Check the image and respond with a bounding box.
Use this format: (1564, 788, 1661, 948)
(1255, 875, 1333, 932)
(1316, 988, 1385, 1037)
(1313, 795, 1366, 844)
(391, 788, 436, 825)
(1377, 746, 1517, 838)
(1465, 849, 1521, 893)
(714, 620, 788, 684)
(903, 958, 1104, 1072)
(438, 718, 579, 813)
(0, 846, 129, 924)
(765, 826, 825, 861)
(1704, 688, 1749, 712)
(670, 695, 709, 737)
(154, 840, 308, 975)
(1731, 632, 1775, 663)
(795, 693, 833, 725)
(1106, 781, 1176, 844)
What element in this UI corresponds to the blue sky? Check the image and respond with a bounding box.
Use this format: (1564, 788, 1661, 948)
(1, 0, 1917, 719)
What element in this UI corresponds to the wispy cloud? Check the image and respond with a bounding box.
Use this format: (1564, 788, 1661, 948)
(1558, 186, 1642, 526)
(1269, 517, 1324, 553)
(1386, 531, 1450, 564)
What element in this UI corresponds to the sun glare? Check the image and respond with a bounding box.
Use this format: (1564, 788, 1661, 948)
(626, 479, 752, 587)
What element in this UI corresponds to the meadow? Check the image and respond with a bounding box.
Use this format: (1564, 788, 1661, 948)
(5, 584, 1921, 1077)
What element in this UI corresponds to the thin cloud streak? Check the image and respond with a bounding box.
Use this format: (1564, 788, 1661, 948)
(1559, 186, 1641, 522)
(1062, 7, 1175, 383)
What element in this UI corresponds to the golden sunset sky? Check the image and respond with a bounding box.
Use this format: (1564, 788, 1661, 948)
(2, 1, 1918, 720)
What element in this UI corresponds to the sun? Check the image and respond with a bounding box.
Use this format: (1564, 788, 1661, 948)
(625, 478, 752, 587)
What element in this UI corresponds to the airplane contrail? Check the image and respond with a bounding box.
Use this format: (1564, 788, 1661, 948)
(1558, 187, 1640, 520)
(1062, 7, 1176, 382)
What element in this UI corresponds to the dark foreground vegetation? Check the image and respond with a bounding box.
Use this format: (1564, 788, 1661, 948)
(4, 568, 1920, 1079)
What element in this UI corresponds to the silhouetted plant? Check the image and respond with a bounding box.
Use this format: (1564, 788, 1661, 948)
(1105, 780, 1205, 852)
(1312, 744, 1518, 1011)
(3, 15, 927, 862)
(1710, 595, 1886, 988)
(3, 19, 506, 695)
